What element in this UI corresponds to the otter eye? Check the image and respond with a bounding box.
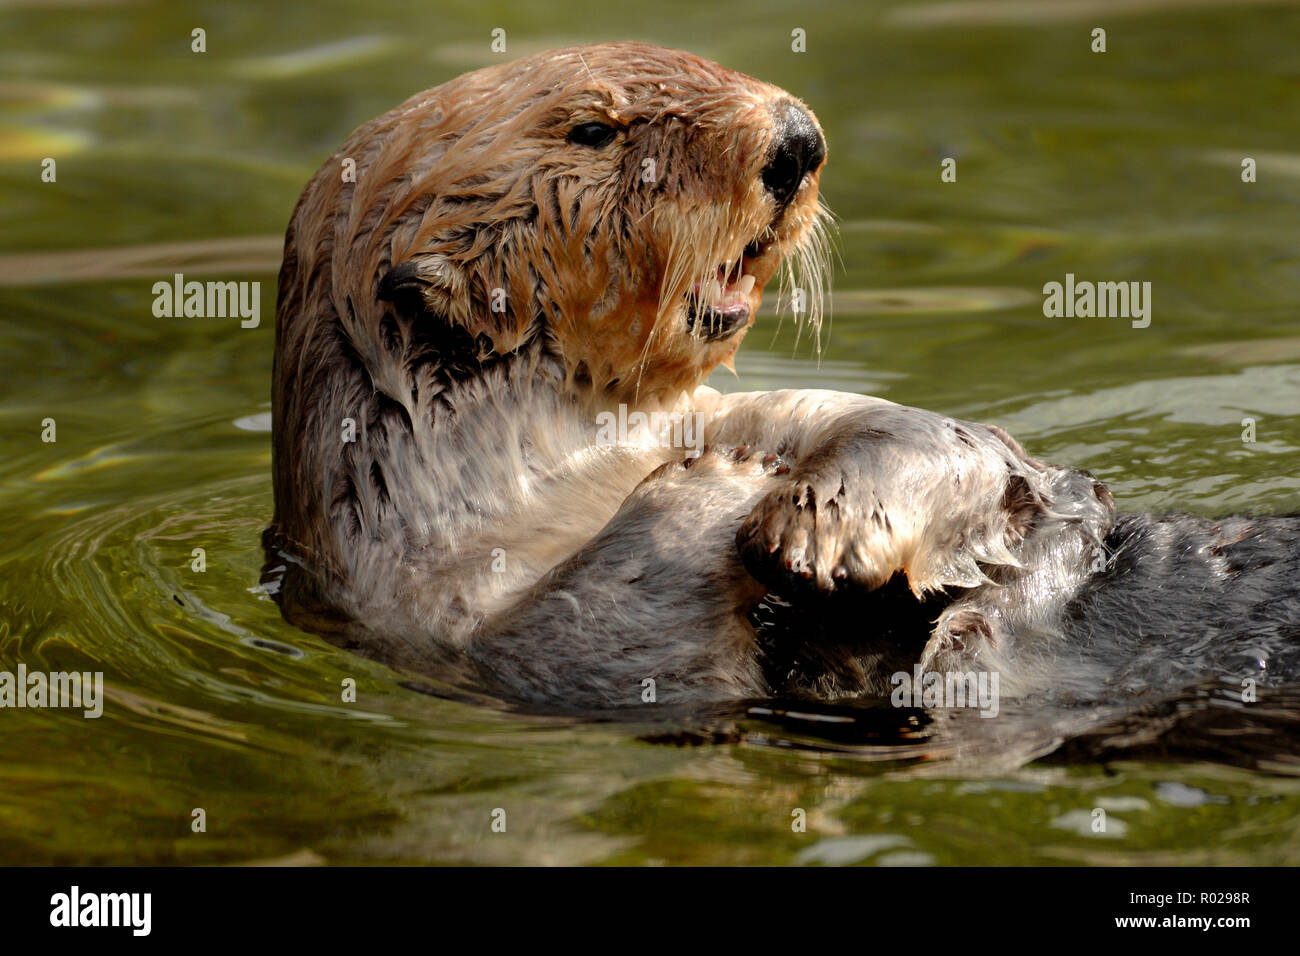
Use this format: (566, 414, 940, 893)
(568, 121, 617, 148)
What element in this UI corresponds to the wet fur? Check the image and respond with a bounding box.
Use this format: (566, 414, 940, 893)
(265, 43, 1300, 717)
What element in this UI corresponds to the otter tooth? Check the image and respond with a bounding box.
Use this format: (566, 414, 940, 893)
(736, 274, 756, 295)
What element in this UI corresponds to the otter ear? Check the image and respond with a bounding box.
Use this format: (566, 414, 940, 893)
(377, 255, 468, 322)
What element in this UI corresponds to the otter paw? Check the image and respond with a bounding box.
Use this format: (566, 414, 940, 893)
(921, 608, 999, 670)
(736, 471, 903, 597)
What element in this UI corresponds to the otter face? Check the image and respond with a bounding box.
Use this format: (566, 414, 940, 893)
(340, 43, 826, 400)
(290, 42, 830, 407)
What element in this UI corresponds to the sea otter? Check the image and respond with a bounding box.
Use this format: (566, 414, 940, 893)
(263, 42, 1300, 714)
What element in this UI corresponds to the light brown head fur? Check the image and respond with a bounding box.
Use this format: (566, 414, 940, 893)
(277, 43, 828, 390)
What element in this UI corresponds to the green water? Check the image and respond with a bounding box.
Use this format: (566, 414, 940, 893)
(2, 0, 1299, 864)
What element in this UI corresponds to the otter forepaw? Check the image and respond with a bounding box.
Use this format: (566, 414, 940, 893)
(735, 419, 1037, 599)
(736, 470, 904, 597)
(920, 607, 999, 671)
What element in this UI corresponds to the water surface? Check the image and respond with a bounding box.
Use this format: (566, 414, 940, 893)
(1, 0, 1298, 864)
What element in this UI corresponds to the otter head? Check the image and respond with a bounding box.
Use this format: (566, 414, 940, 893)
(288, 42, 830, 411)
(269, 43, 830, 571)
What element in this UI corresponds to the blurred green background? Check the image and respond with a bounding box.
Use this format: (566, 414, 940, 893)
(1, 0, 1298, 864)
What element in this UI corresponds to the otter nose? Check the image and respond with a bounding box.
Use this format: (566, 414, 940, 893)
(761, 102, 826, 206)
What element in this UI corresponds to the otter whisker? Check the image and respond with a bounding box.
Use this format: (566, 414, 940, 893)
(775, 197, 834, 357)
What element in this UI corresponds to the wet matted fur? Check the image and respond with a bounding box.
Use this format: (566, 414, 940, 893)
(263, 43, 1300, 728)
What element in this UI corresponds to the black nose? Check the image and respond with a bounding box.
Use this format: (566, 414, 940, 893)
(761, 102, 826, 206)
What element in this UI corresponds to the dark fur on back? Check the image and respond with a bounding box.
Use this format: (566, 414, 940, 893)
(1069, 513, 1300, 695)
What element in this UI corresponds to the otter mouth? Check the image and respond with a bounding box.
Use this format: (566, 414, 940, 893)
(684, 236, 775, 342)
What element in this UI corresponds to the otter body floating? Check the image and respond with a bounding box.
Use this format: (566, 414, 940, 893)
(264, 43, 1300, 721)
